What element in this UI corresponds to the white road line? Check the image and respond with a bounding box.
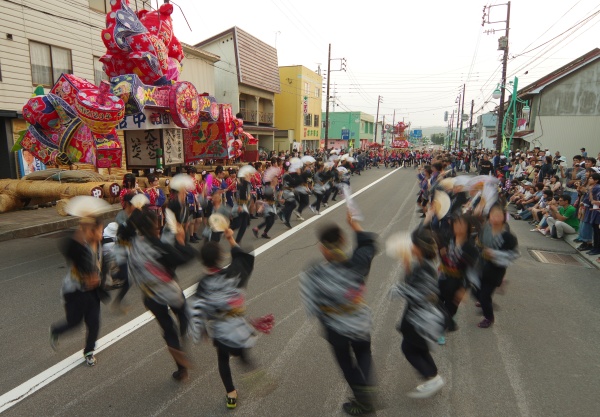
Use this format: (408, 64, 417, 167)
(0, 168, 400, 414)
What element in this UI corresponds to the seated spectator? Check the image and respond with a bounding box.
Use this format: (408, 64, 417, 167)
(528, 189, 553, 225)
(546, 194, 579, 240)
(546, 175, 563, 197)
(512, 183, 543, 219)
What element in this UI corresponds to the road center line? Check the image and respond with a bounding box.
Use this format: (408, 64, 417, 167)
(0, 168, 400, 414)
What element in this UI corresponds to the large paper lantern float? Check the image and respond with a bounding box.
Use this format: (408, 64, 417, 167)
(100, 0, 184, 86)
(228, 117, 258, 159)
(183, 104, 258, 162)
(19, 74, 124, 168)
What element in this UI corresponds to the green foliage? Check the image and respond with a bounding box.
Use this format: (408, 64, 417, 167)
(430, 133, 445, 145)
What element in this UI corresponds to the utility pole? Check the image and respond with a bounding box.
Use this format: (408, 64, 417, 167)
(483, 2, 511, 152)
(449, 110, 455, 151)
(324, 44, 332, 152)
(324, 44, 346, 152)
(382, 115, 386, 145)
(458, 84, 466, 150)
(468, 99, 474, 152)
(374, 95, 382, 144)
(454, 94, 461, 150)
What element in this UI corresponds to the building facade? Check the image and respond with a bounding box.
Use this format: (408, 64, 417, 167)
(477, 112, 498, 149)
(320, 111, 374, 151)
(514, 49, 600, 158)
(195, 27, 280, 154)
(0, 0, 218, 179)
(274, 65, 322, 152)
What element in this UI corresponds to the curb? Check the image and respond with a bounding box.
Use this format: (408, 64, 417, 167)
(0, 208, 122, 242)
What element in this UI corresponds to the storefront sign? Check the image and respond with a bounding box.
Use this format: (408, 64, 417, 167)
(125, 130, 161, 167)
(163, 128, 184, 166)
(303, 96, 308, 115)
(118, 109, 179, 130)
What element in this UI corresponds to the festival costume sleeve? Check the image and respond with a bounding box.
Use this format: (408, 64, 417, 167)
(226, 246, 255, 289)
(153, 237, 196, 271)
(486, 231, 520, 268)
(349, 231, 378, 277)
(61, 236, 95, 277)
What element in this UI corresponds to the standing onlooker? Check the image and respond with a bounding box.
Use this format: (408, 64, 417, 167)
(581, 147, 588, 158)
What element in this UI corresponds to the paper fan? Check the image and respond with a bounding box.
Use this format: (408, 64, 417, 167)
(238, 165, 257, 179)
(324, 161, 335, 169)
(170, 173, 195, 191)
(432, 190, 451, 219)
(346, 156, 356, 163)
(289, 162, 303, 172)
(290, 157, 302, 166)
(330, 149, 341, 155)
(165, 208, 178, 234)
(65, 196, 111, 218)
(301, 155, 316, 164)
(130, 193, 150, 209)
(329, 155, 340, 162)
(337, 166, 348, 174)
(263, 166, 280, 184)
(438, 177, 456, 191)
(208, 213, 230, 232)
(386, 231, 413, 265)
(340, 153, 349, 161)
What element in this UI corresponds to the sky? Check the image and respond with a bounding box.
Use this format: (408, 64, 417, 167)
(167, 0, 600, 129)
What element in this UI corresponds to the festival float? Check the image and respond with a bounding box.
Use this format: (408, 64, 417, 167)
(0, 0, 257, 213)
(390, 121, 411, 150)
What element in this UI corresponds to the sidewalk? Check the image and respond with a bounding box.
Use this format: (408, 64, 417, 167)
(506, 204, 600, 269)
(0, 203, 122, 242)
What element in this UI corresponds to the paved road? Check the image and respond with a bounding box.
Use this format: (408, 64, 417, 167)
(0, 167, 598, 417)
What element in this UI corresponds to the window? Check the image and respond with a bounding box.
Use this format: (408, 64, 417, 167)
(93, 56, 108, 86)
(88, 0, 111, 13)
(29, 41, 72, 87)
(314, 114, 319, 127)
(304, 113, 312, 126)
(304, 82, 309, 95)
(315, 87, 319, 98)
(239, 99, 246, 110)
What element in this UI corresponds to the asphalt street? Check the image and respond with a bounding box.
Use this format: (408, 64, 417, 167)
(0, 166, 599, 417)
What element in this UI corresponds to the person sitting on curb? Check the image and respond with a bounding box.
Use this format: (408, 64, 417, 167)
(546, 194, 579, 240)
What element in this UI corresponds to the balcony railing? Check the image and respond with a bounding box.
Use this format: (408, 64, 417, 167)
(240, 108, 258, 123)
(258, 111, 274, 124)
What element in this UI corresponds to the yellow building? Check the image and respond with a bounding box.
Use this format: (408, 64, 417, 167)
(274, 66, 323, 152)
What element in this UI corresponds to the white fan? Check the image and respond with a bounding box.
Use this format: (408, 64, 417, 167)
(238, 165, 257, 179)
(208, 213, 230, 232)
(165, 208, 178, 234)
(130, 193, 150, 209)
(170, 173, 195, 191)
(386, 231, 413, 265)
(301, 155, 316, 164)
(65, 196, 111, 218)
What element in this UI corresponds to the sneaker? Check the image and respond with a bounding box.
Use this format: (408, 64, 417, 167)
(477, 318, 494, 328)
(252, 227, 259, 238)
(49, 328, 58, 351)
(172, 368, 188, 382)
(437, 336, 446, 345)
(342, 399, 373, 415)
(577, 243, 592, 251)
(284, 222, 292, 229)
(261, 233, 271, 239)
(529, 228, 539, 232)
(189, 236, 199, 243)
(323, 203, 329, 208)
(309, 205, 317, 214)
(226, 393, 237, 409)
(573, 238, 583, 243)
(293, 209, 301, 218)
(407, 375, 445, 399)
(84, 352, 97, 366)
(539, 229, 548, 236)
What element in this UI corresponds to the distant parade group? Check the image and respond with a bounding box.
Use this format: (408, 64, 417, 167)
(48, 147, 519, 415)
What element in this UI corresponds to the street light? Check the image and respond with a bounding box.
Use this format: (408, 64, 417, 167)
(491, 76, 530, 155)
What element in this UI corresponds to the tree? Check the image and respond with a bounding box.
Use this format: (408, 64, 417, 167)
(430, 133, 445, 145)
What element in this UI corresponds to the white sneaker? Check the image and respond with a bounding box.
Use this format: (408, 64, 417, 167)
(309, 205, 317, 214)
(407, 375, 444, 399)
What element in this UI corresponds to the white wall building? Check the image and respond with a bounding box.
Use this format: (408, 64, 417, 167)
(0, 0, 217, 178)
